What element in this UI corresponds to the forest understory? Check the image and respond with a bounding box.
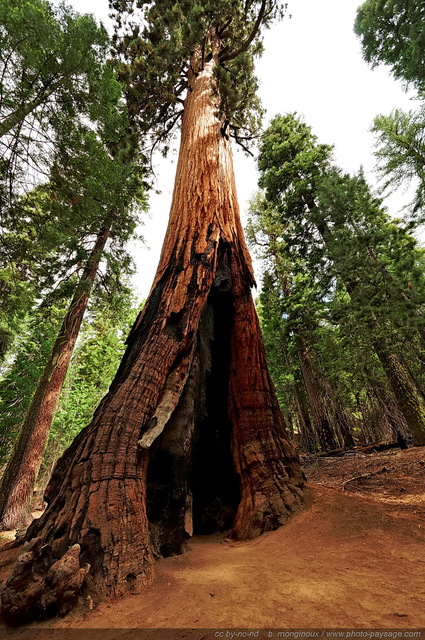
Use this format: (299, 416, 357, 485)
(0, 446, 423, 634)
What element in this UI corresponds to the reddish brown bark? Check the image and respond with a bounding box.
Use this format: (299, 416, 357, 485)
(229, 266, 303, 538)
(0, 227, 110, 532)
(0, 53, 304, 623)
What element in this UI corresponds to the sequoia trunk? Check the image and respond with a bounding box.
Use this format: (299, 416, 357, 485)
(0, 227, 110, 532)
(0, 54, 304, 623)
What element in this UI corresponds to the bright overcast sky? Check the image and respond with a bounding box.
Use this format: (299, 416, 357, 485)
(68, 0, 416, 299)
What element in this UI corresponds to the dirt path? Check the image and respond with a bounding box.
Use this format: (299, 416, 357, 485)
(52, 485, 423, 630)
(1, 448, 424, 632)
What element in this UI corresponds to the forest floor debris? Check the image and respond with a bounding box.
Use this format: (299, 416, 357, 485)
(304, 445, 425, 521)
(0, 447, 424, 632)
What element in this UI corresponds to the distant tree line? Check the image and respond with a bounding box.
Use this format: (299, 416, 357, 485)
(248, 0, 425, 452)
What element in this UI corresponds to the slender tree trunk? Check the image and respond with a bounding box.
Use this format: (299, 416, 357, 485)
(0, 87, 57, 138)
(320, 378, 356, 448)
(334, 407, 356, 448)
(0, 54, 304, 623)
(369, 386, 409, 447)
(0, 226, 110, 532)
(268, 263, 347, 450)
(297, 337, 337, 451)
(292, 379, 316, 452)
(373, 337, 425, 445)
(357, 396, 372, 443)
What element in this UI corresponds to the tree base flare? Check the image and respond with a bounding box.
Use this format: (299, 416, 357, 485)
(0, 541, 89, 624)
(0, 49, 305, 624)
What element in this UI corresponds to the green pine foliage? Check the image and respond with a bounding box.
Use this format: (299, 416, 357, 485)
(250, 113, 425, 447)
(354, 0, 425, 94)
(0, 17, 147, 356)
(372, 106, 425, 218)
(355, 2, 425, 222)
(257, 114, 425, 348)
(0, 0, 108, 138)
(0, 0, 110, 219)
(110, 0, 287, 149)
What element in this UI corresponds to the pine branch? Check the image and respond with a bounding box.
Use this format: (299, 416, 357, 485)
(220, 0, 267, 62)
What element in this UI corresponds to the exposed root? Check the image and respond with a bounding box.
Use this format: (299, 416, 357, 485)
(0, 541, 89, 624)
(341, 466, 389, 491)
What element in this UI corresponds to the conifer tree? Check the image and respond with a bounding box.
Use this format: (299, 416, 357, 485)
(0, 0, 304, 623)
(0, 74, 147, 530)
(372, 107, 425, 219)
(0, 63, 146, 531)
(0, 0, 111, 278)
(354, 0, 425, 93)
(0, 304, 66, 466)
(247, 194, 354, 451)
(256, 113, 425, 447)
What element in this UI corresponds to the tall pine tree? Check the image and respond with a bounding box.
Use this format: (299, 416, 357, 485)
(257, 113, 425, 447)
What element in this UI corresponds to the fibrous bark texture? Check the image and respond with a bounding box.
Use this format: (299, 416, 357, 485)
(0, 55, 304, 623)
(297, 337, 337, 451)
(0, 541, 89, 624)
(374, 337, 425, 446)
(0, 227, 110, 532)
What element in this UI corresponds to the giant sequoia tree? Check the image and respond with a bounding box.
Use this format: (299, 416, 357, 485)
(0, 0, 304, 622)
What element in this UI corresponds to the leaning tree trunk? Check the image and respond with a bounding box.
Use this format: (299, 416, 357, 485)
(0, 89, 57, 138)
(333, 405, 356, 448)
(0, 226, 110, 532)
(373, 336, 425, 446)
(0, 55, 304, 623)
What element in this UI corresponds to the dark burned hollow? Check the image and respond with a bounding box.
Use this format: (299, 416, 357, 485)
(146, 281, 240, 558)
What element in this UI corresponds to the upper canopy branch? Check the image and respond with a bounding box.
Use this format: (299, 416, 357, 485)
(110, 0, 286, 153)
(219, 0, 268, 63)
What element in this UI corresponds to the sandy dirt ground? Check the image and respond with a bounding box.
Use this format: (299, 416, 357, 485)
(0, 447, 424, 635)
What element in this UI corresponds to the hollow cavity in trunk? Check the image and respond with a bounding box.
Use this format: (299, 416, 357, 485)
(147, 272, 240, 557)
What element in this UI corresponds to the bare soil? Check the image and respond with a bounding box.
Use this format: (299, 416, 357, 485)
(0, 447, 424, 634)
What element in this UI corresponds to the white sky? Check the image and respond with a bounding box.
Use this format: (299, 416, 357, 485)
(68, 0, 417, 298)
